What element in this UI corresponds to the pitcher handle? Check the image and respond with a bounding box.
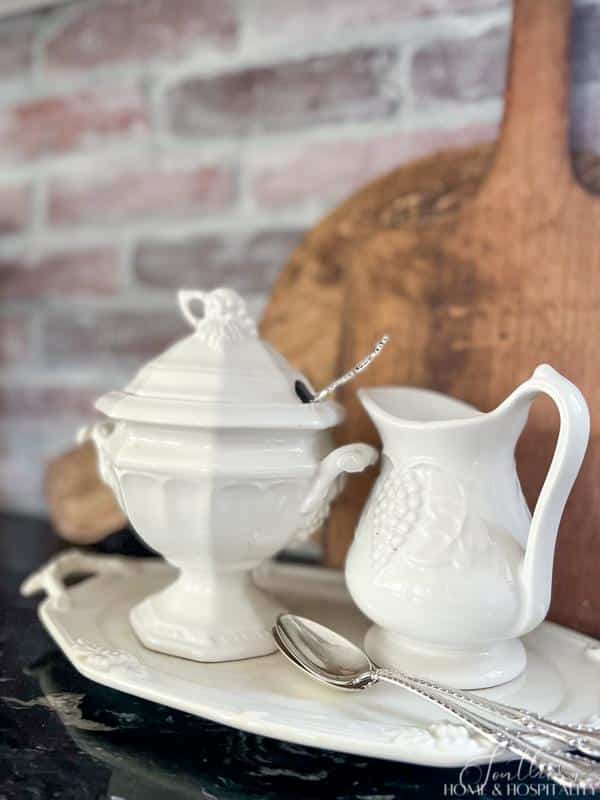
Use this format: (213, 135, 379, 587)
(511, 365, 590, 634)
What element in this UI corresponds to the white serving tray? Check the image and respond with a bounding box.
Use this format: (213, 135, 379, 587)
(21, 552, 600, 768)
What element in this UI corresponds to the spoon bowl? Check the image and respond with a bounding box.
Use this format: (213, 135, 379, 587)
(274, 614, 375, 690)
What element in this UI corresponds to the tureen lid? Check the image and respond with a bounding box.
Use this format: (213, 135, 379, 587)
(95, 288, 344, 429)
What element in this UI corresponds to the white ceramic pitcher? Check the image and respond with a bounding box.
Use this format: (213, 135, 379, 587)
(345, 365, 590, 689)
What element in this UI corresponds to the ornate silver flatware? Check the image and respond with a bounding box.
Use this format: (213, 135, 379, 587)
(274, 614, 600, 792)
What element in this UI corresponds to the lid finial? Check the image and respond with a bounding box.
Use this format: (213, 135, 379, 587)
(178, 288, 258, 347)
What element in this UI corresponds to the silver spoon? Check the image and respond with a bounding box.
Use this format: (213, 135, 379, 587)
(311, 335, 390, 403)
(273, 614, 600, 791)
(274, 612, 600, 754)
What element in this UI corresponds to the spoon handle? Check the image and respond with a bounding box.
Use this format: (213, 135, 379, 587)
(399, 673, 600, 758)
(312, 335, 390, 402)
(376, 669, 600, 791)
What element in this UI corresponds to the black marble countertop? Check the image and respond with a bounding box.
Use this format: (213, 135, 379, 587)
(0, 513, 580, 800)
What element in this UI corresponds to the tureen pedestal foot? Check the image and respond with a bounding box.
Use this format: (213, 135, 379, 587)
(129, 569, 286, 662)
(364, 626, 527, 690)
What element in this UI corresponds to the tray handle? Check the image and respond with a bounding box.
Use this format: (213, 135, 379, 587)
(20, 550, 138, 611)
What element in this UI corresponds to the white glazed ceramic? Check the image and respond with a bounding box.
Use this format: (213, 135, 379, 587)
(87, 288, 377, 663)
(21, 552, 600, 768)
(346, 365, 590, 689)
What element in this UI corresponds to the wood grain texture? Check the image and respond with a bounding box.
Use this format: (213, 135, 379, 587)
(262, 0, 600, 637)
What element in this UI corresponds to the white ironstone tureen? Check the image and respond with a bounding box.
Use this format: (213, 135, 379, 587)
(88, 288, 377, 662)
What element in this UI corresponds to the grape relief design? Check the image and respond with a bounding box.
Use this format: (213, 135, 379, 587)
(370, 460, 473, 584)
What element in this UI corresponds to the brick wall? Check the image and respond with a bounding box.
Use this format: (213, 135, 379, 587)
(0, 0, 598, 512)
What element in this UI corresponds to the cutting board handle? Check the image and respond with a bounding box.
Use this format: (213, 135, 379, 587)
(476, 0, 573, 211)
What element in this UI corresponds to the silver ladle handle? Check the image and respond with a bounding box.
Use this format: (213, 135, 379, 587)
(399, 672, 600, 758)
(376, 668, 600, 791)
(312, 335, 390, 403)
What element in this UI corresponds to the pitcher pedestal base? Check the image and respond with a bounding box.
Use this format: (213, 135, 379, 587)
(130, 569, 286, 663)
(364, 626, 527, 689)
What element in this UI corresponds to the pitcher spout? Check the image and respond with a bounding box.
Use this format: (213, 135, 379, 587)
(358, 386, 483, 442)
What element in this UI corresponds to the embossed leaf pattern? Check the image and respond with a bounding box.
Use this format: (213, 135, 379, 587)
(213, 480, 304, 547)
(71, 637, 150, 678)
(371, 464, 468, 580)
(294, 477, 343, 542)
(294, 493, 331, 542)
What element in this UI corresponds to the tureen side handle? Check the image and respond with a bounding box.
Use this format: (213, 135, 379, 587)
(300, 443, 379, 516)
(79, 421, 125, 512)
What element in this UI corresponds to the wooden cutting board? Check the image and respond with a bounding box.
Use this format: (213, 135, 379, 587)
(261, 0, 600, 638)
